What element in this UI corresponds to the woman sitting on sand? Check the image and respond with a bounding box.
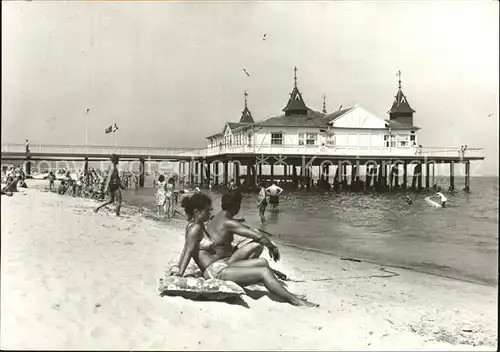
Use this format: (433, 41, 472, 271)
(169, 193, 317, 307)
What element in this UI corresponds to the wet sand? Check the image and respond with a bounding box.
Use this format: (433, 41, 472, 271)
(1, 186, 497, 350)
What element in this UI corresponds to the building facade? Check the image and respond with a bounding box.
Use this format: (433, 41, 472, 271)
(206, 67, 421, 158)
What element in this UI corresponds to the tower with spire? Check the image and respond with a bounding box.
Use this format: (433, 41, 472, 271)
(282, 66, 309, 116)
(322, 94, 327, 114)
(388, 70, 415, 126)
(239, 90, 254, 123)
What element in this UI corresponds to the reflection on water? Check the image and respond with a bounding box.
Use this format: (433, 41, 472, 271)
(124, 177, 499, 286)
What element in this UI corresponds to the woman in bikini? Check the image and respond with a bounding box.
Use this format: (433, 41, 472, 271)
(165, 177, 174, 219)
(170, 193, 317, 307)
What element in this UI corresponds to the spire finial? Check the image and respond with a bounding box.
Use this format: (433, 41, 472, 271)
(293, 66, 298, 87)
(244, 90, 248, 108)
(322, 94, 327, 113)
(396, 69, 402, 89)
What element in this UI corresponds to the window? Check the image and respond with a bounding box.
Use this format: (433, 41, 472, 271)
(410, 135, 416, 142)
(298, 133, 304, 145)
(326, 132, 336, 146)
(306, 133, 317, 145)
(271, 133, 283, 145)
(398, 135, 409, 147)
(384, 134, 397, 147)
(390, 135, 396, 148)
(248, 133, 252, 146)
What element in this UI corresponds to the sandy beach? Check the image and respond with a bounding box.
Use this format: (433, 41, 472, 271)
(1, 185, 497, 350)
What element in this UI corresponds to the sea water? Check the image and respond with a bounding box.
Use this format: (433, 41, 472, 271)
(124, 177, 498, 286)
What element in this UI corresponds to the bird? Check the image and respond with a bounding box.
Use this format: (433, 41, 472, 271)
(488, 113, 494, 118)
(243, 68, 250, 77)
(262, 33, 267, 41)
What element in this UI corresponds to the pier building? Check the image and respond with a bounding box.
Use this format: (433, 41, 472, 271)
(188, 67, 483, 191)
(1, 68, 485, 192)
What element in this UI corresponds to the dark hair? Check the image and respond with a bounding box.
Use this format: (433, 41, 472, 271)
(221, 190, 242, 213)
(110, 154, 119, 164)
(158, 174, 165, 182)
(181, 193, 212, 219)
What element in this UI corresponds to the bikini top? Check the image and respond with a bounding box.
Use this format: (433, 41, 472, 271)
(186, 221, 214, 251)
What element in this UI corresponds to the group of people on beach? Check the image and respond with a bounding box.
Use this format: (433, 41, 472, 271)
(155, 174, 176, 219)
(1, 165, 27, 196)
(168, 188, 317, 307)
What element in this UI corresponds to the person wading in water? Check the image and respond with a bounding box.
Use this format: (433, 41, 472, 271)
(94, 154, 122, 216)
(265, 182, 283, 212)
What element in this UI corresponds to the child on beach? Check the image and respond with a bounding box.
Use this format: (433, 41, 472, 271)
(155, 174, 168, 216)
(93, 154, 122, 216)
(169, 193, 317, 307)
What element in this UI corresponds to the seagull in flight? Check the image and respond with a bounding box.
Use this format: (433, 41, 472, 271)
(243, 68, 250, 77)
(262, 33, 267, 41)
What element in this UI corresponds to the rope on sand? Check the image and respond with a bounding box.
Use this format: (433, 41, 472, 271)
(369, 267, 400, 278)
(287, 268, 400, 283)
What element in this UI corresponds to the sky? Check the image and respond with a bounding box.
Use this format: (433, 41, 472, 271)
(2, 1, 499, 176)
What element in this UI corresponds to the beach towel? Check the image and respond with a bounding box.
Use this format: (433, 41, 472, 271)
(159, 261, 245, 301)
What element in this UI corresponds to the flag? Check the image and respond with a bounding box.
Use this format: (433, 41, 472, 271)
(113, 123, 119, 132)
(105, 125, 112, 134)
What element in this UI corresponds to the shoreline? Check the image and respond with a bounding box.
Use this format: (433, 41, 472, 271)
(27, 179, 498, 286)
(1, 185, 497, 350)
(272, 239, 497, 288)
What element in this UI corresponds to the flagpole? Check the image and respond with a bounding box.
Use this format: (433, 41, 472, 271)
(85, 109, 89, 153)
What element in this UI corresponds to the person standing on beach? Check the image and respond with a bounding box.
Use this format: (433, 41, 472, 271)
(257, 182, 268, 224)
(94, 154, 122, 216)
(165, 177, 175, 218)
(155, 174, 168, 216)
(265, 182, 283, 212)
(48, 171, 55, 192)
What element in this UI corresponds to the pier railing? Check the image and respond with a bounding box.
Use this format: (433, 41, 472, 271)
(1, 143, 203, 158)
(204, 144, 485, 158)
(2, 143, 485, 159)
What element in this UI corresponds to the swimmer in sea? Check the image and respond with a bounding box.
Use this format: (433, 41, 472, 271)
(169, 193, 317, 307)
(430, 191, 447, 208)
(405, 195, 413, 205)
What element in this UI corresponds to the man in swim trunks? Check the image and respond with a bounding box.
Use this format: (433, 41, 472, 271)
(94, 154, 122, 216)
(205, 190, 283, 267)
(265, 182, 283, 212)
(170, 193, 317, 307)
